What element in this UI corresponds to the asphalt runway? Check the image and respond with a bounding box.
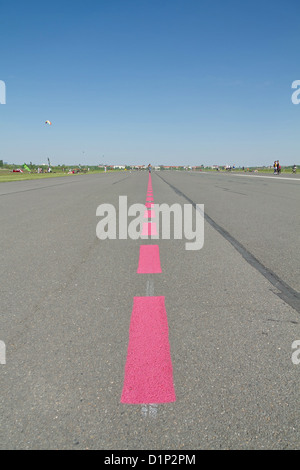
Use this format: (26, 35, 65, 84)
(0, 171, 299, 450)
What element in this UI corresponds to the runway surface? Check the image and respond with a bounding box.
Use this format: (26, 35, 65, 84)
(0, 170, 299, 449)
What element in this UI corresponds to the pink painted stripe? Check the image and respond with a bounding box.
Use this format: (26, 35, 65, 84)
(143, 209, 155, 218)
(137, 245, 162, 273)
(121, 296, 176, 404)
(145, 202, 154, 208)
(141, 222, 157, 236)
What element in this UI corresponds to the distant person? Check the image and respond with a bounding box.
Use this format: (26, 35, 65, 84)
(273, 161, 277, 174)
(277, 160, 281, 175)
(148, 164, 152, 173)
(292, 164, 297, 174)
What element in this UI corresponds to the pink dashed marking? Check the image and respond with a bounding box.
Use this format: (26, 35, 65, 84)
(143, 209, 155, 218)
(137, 245, 162, 273)
(121, 296, 176, 404)
(141, 222, 157, 236)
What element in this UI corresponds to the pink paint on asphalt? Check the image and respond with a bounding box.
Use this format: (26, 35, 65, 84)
(137, 245, 162, 273)
(121, 296, 176, 404)
(143, 209, 155, 218)
(145, 202, 154, 208)
(141, 222, 157, 236)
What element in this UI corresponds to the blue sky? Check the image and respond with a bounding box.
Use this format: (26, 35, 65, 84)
(1, 0, 299, 167)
